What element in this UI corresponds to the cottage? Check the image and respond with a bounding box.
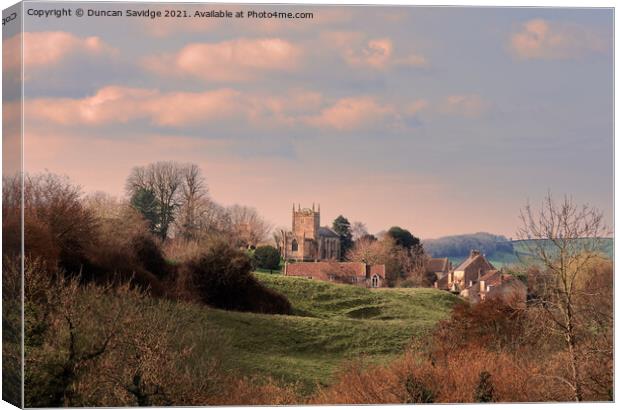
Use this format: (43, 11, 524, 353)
(434, 249, 526, 306)
(460, 270, 527, 307)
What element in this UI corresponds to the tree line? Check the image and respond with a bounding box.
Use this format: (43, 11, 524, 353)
(423, 232, 514, 259)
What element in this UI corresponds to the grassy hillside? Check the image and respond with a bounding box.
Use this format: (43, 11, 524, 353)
(192, 273, 459, 393)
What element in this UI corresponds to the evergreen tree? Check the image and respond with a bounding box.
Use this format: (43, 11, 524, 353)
(130, 188, 160, 235)
(332, 215, 354, 258)
(254, 245, 281, 272)
(387, 226, 420, 250)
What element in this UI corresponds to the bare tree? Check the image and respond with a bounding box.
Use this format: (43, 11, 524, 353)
(227, 205, 272, 248)
(126, 162, 186, 240)
(346, 236, 390, 265)
(177, 165, 209, 241)
(517, 193, 610, 401)
(351, 221, 369, 242)
(196, 199, 232, 237)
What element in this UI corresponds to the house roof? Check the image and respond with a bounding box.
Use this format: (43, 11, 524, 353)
(318, 226, 340, 238)
(454, 250, 495, 272)
(426, 257, 450, 273)
(481, 271, 521, 287)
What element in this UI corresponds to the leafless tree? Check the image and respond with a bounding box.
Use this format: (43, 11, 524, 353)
(517, 193, 611, 401)
(176, 164, 209, 241)
(126, 162, 186, 240)
(227, 205, 272, 248)
(351, 221, 369, 242)
(346, 236, 390, 265)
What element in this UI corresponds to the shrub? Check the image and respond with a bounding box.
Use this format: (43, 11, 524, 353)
(474, 371, 495, 402)
(405, 375, 435, 403)
(179, 239, 291, 314)
(23, 257, 232, 407)
(253, 245, 281, 272)
(2, 256, 22, 406)
(131, 234, 171, 280)
(23, 174, 99, 274)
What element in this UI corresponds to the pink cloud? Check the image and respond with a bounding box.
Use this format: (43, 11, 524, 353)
(345, 38, 394, 69)
(307, 96, 395, 131)
(405, 99, 429, 115)
(144, 38, 302, 82)
(325, 32, 429, 70)
(25, 86, 426, 133)
(23, 31, 115, 67)
(3, 31, 116, 82)
(25, 86, 245, 127)
(441, 94, 489, 118)
(510, 19, 607, 60)
(25, 86, 328, 130)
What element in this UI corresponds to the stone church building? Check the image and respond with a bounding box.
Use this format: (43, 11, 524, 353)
(279, 204, 341, 261)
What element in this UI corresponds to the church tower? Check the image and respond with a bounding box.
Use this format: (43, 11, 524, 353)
(292, 203, 320, 241)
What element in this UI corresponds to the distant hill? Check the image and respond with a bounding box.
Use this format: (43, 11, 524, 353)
(423, 233, 613, 268)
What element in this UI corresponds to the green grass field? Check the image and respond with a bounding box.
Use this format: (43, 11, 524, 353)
(181, 273, 459, 393)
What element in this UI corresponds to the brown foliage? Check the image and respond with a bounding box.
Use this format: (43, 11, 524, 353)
(24, 258, 232, 407)
(212, 377, 302, 405)
(176, 238, 291, 314)
(314, 348, 544, 404)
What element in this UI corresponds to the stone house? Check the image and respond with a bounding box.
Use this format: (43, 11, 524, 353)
(285, 261, 386, 288)
(443, 250, 495, 292)
(434, 249, 526, 305)
(459, 269, 527, 307)
(425, 257, 452, 279)
(279, 204, 341, 261)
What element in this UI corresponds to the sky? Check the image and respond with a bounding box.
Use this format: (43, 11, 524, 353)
(4, 3, 613, 239)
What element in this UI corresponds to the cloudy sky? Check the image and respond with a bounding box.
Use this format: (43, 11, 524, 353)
(6, 4, 613, 238)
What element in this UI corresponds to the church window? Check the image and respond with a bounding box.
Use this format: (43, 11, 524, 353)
(291, 239, 298, 252)
(371, 275, 379, 288)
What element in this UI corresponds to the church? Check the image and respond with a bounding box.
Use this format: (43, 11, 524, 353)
(279, 204, 341, 261)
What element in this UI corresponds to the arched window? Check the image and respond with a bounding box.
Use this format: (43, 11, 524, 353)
(291, 239, 298, 252)
(371, 275, 379, 288)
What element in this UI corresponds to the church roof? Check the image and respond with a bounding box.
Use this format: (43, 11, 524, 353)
(318, 226, 340, 238)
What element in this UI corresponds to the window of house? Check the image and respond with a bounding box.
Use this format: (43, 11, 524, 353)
(291, 239, 298, 252)
(371, 275, 379, 288)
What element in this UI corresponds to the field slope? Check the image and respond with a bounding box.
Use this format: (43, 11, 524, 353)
(196, 273, 459, 392)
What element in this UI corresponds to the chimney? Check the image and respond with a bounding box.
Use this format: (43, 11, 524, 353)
(470, 249, 481, 258)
